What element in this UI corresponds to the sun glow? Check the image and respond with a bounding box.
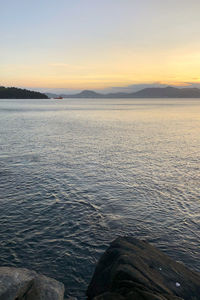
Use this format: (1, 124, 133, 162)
(1, 1, 200, 90)
(2, 49, 200, 90)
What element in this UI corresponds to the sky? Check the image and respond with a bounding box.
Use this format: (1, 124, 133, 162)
(1, 0, 200, 93)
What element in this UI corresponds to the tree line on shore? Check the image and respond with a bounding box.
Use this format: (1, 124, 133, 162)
(0, 86, 48, 99)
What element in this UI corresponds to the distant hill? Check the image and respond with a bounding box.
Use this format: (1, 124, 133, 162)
(62, 90, 103, 98)
(0, 87, 48, 99)
(129, 86, 200, 98)
(45, 92, 58, 98)
(50, 86, 200, 99)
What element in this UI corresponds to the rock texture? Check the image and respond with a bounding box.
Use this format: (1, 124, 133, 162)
(0, 267, 64, 300)
(87, 237, 200, 300)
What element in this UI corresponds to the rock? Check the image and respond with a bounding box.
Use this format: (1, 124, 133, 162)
(87, 237, 200, 300)
(0, 267, 64, 300)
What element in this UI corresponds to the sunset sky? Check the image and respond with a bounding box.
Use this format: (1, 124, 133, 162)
(1, 0, 200, 92)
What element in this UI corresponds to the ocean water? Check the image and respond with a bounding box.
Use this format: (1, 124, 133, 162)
(0, 98, 199, 299)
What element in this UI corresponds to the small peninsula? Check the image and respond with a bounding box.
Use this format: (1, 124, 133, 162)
(0, 86, 48, 99)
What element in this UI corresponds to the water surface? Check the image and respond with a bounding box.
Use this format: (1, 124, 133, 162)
(0, 98, 200, 299)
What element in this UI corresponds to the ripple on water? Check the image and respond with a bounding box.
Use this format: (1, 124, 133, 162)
(0, 98, 200, 299)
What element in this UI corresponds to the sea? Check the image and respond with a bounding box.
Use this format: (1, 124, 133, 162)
(0, 98, 199, 299)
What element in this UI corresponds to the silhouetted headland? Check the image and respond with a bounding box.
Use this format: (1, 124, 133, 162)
(0, 86, 48, 99)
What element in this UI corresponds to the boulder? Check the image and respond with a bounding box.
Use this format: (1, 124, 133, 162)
(87, 237, 200, 300)
(0, 267, 64, 300)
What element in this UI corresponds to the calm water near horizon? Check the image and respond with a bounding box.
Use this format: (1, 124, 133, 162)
(0, 98, 200, 299)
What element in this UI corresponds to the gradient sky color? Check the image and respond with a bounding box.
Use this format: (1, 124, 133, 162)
(1, 0, 200, 91)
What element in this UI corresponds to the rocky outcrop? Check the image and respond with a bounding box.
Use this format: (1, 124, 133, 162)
(1, 238, 200, 300)
(87, 237, 200, 300)
(0, 267, 64, 300)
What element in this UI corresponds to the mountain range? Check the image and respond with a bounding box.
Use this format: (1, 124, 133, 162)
(46, 86, 200, 99)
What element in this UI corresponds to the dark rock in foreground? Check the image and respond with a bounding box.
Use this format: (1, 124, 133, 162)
(0, 267, 64, 300)
(1, 238, 200, 299)
(87, 237, 200, 300)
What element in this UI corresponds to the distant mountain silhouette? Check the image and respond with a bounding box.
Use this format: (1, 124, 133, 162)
(64, 90, 103, 98)
(129, 86, 200, 98)
(45, 92, 58, 98)
(0, 86, 48, 99)
(50, 86, 200, 99)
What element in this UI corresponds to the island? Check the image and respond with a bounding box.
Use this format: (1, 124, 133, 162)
(0, 86, 48, 99)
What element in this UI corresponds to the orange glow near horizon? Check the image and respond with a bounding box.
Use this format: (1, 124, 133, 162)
(2, 74, 200, 91)
(2, 48, 200, 90)
(2, 79, 200, 90)
(2, 1, 200, 91)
